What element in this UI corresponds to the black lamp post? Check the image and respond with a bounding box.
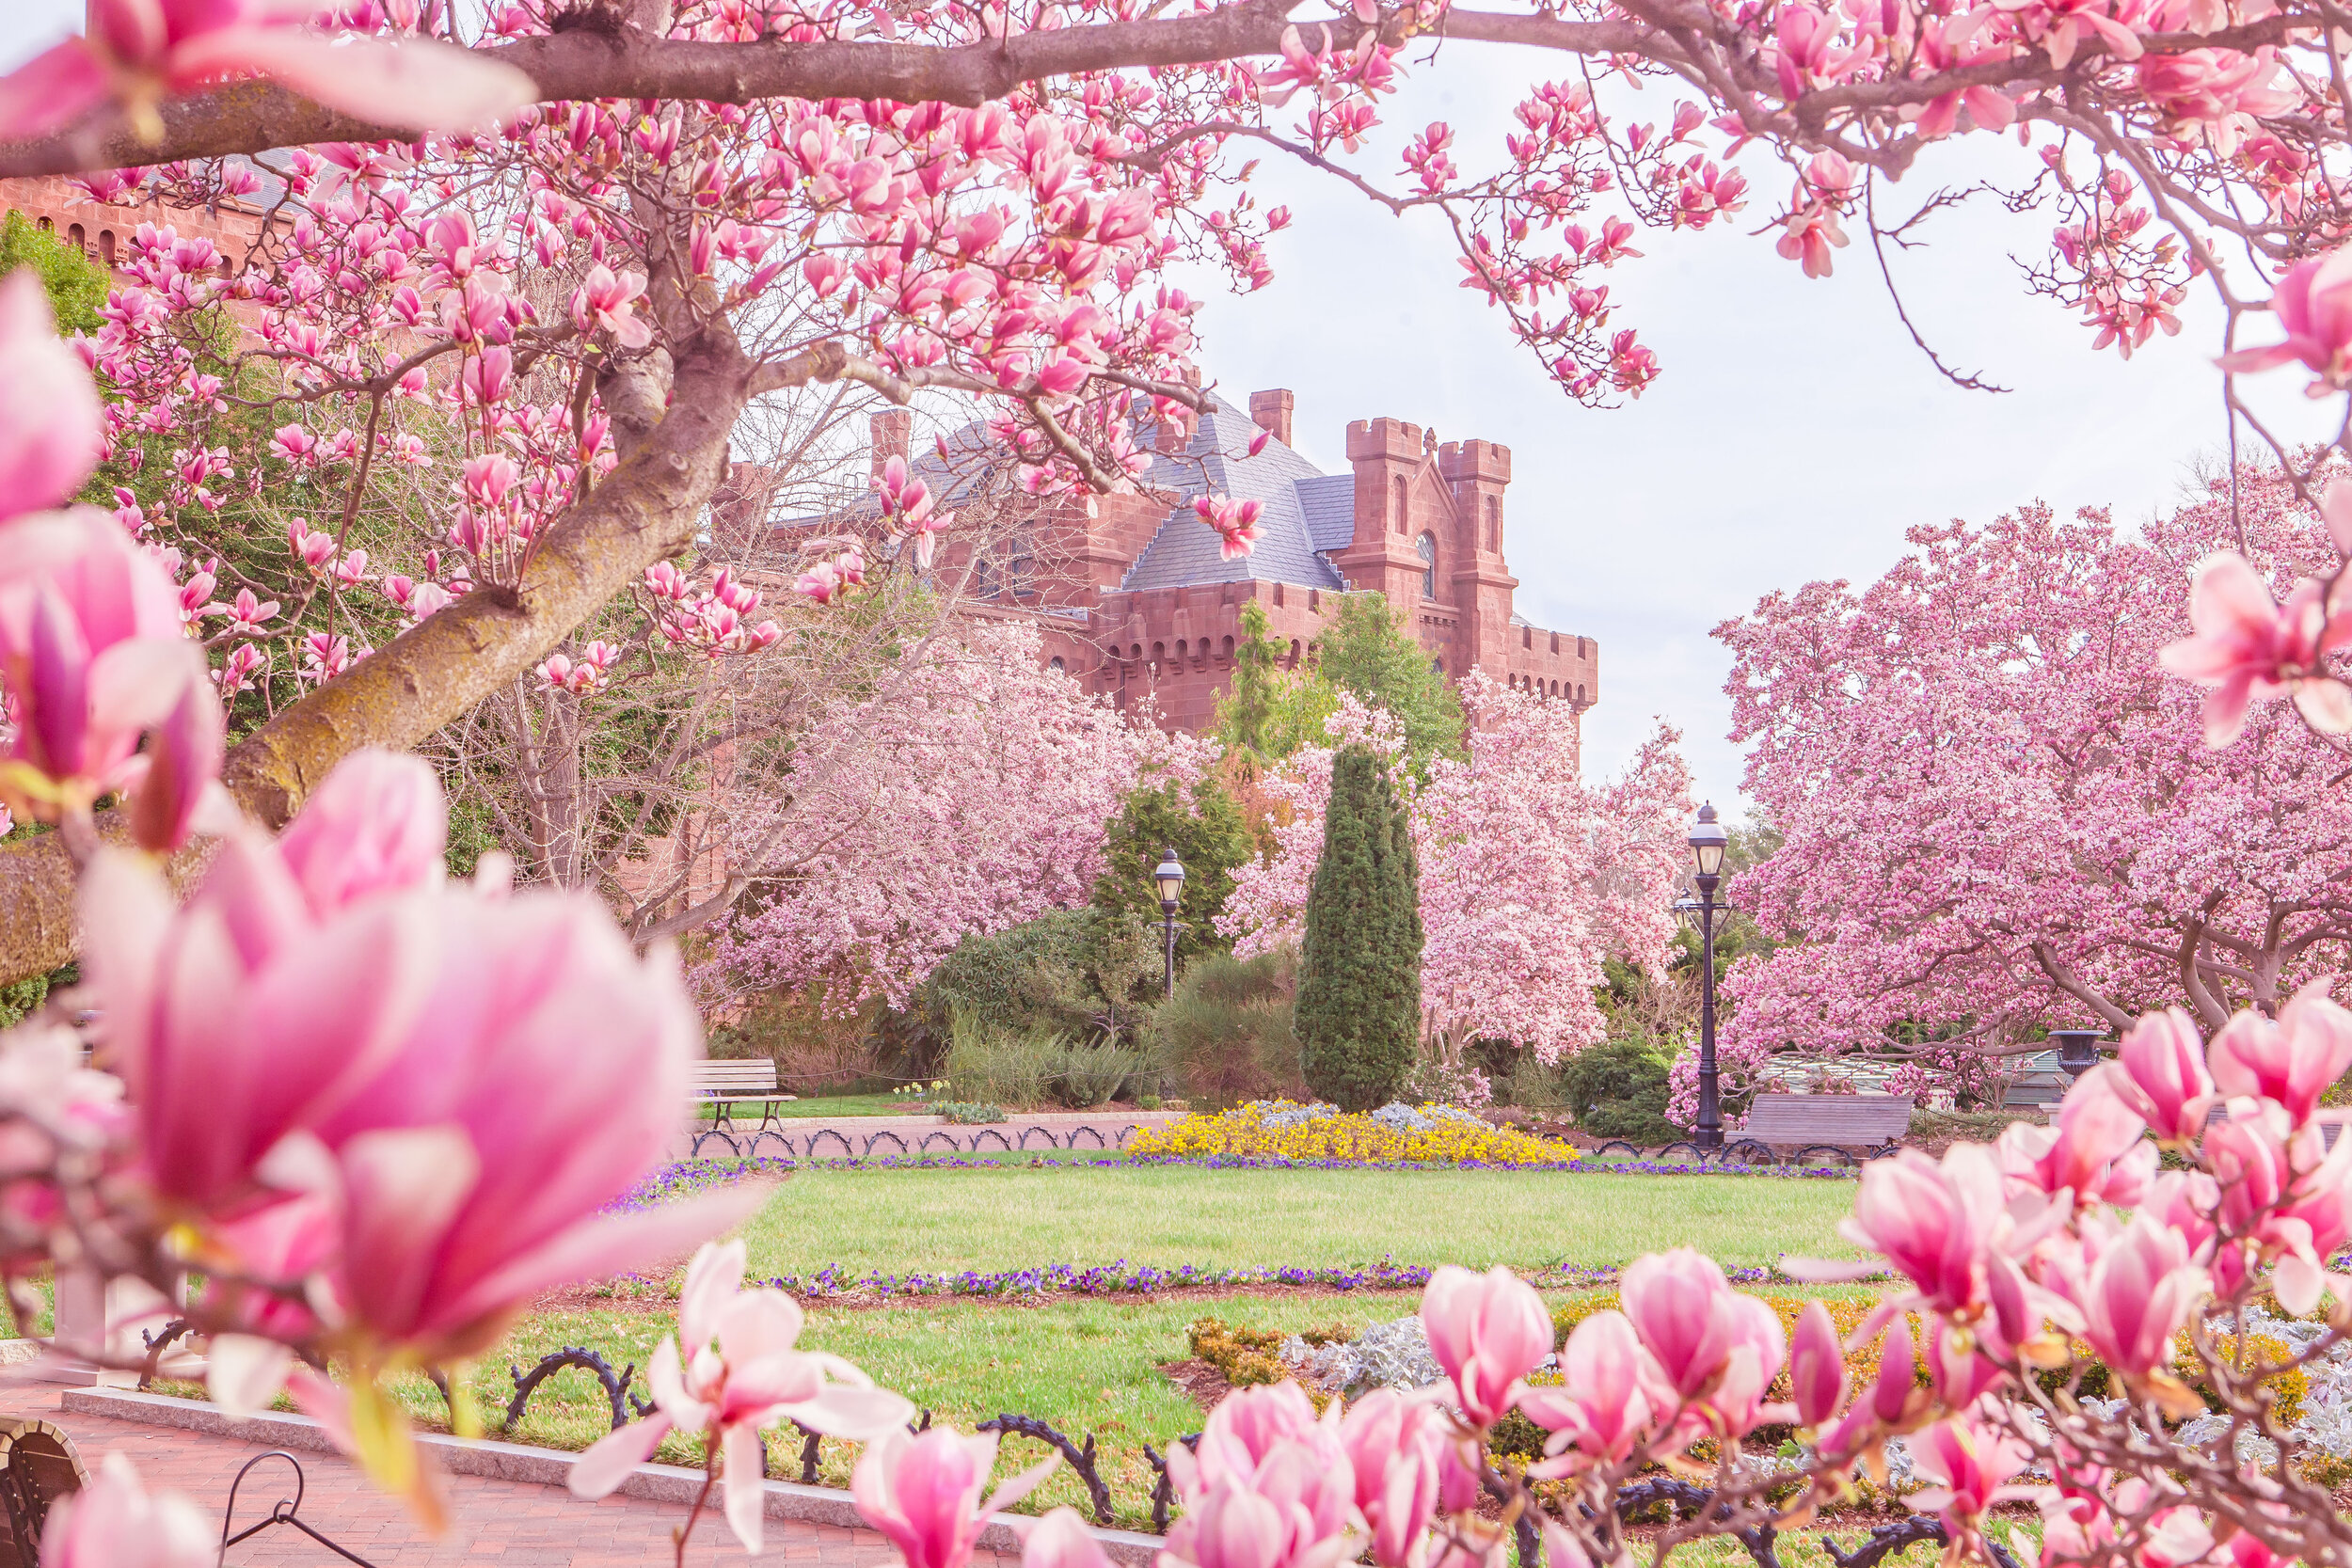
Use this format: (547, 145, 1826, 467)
(2051, 1029, 2106, 1082)
(1153, 847, 1186, 999)
(1688, 803, 1729, 1149)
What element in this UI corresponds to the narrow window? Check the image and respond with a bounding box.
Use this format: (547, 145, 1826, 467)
(1417, 533, 1438, 600)
(1392, 476, 1407, 535)
(1485, 497, 1500, 552)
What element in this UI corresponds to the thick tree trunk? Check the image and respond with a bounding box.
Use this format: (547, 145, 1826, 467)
(0, 328, 757, 982)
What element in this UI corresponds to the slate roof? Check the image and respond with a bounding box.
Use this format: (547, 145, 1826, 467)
(1118, 394, 1348, 593)
(1295, 473, 1356, 553)
(778, 391, 1361, 594)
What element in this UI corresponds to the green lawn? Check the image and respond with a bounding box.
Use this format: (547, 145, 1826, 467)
(740, 1163, 1863, 1278)
(701, 1092, 920, 1120)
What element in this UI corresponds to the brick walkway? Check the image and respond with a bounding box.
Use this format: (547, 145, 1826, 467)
(0, 1383, 1015, 1567)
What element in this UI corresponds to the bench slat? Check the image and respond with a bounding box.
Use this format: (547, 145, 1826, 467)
(1742, 1093, 1914, 1145)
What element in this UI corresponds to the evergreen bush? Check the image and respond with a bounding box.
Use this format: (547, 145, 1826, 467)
(1557, 1038, 1681, 1144)
(1294, 745, 1422, 1111)
(1147, 947, 1304, 1109)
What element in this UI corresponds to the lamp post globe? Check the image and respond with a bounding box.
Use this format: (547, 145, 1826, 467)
(1688, 803, 1728, 1150)
(1153, 847, 1185, 999)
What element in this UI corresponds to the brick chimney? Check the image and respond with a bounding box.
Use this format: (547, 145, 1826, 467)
(1152, 367, 1204, 453)
(1248, 388, 1295, 448)
(870, 408, 912, 477)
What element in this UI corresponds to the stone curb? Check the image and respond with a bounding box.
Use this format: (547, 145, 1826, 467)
(59, 1388, 1165, 1565)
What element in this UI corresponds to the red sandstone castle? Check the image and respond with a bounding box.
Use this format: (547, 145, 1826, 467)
(854, 388, 1600, 734)
(0, 175, 1597, 738)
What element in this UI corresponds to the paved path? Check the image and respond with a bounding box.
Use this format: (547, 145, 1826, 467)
(0, 1382, 1014, 1567)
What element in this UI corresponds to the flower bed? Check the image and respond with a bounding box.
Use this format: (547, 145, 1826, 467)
(1126, 1100, 1581, 1166)
(745, 1254, 1848, 1302)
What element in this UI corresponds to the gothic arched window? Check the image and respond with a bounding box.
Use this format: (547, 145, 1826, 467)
(1417, 532, 1438, 599)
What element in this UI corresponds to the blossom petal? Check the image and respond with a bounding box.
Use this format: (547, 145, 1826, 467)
(569, 1415, 672, 1500)
(723, 1421, 766, 1552)
(167, 30, 534, 135)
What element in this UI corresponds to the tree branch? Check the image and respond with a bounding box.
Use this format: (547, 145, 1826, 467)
(0, 324, 763, 982)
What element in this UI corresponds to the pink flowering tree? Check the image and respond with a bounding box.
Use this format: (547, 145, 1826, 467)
(7, 207, 2352, 1568)
(1715, 467, 2352, 1105)
(1224, 679, 1691, 1068)
(701, 621, 1207, 1009)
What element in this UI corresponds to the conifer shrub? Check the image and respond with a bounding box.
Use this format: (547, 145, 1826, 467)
(1295, 746, 1422, 1111)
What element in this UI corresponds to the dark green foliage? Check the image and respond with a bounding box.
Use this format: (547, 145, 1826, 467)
(1212, 601, 1337, 763)
(1147, 947, 1305, 1109)
(0, 214, 109, 335)
(1314, 595, 1466, 772)
(1558, 1039, 1680, 1144)
(1295, 745, 1422, 1111)
(914, 908, 1158, 1049)
(0, 974, 49, 1032)
(1090, 776, 1252, 967)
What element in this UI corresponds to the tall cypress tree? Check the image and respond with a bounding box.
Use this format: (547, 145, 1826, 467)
(1295, 744, 1422, 1110)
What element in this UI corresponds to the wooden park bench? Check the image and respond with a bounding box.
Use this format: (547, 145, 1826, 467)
(692, 1060, 785, 1132)
(1741, 1093, 1915, 1153)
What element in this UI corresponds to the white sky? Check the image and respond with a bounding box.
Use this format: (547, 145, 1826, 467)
(6, 7, 2336, 811)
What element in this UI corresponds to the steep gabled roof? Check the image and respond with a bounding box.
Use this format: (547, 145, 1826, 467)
(1119, 394, 1347, 593)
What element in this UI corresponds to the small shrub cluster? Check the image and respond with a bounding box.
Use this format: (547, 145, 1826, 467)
(1186, 1317, 1355, 1407)
(941, 1012, 1152, 1108)
(936, 1101, 1007, 1124)
(1129, 1100, 1579, 1166)
(1147, 949, 1304, 1110)
(1556, 1040, 1680, 1145)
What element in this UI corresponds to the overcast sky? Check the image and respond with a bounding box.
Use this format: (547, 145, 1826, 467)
(5, 7, 2333, 813)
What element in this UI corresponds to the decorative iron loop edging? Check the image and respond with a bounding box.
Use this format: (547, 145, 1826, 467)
(504, 1346, 639, 1433)
(977, 1413, 1117, 1526)
(480, 1347, 2005, 1561)
(682, 1123, 1146, 1160)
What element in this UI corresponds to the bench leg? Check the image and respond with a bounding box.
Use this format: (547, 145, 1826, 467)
(757, 1098, 782, 1133)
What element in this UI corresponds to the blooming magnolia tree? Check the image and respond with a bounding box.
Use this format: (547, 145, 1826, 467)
(1223, 678, 1691, 1063)
(4, 0, 2352, 974)
(1713, 470, 2352, 1097)
(699, 619, 1206, 1008)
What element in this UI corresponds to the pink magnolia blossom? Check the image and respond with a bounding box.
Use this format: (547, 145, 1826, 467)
(2205, 982, 2352, 1123)
(121, 675, 227, 852)
(572, 1240, 914, 1550)
(0, 0, 533, 144)
(853, 1427, 1059, 1568)
(2059, 1216, 2208, 1396)
(1335, 1389, 1444, 1568)
(1518, 1309, 1674, 1469)
(0, 510, 215, 829)
(1013, 1509, 1113, 1568)
(2157, 554, 2352, 745)
(2113, 1008, 2216, 1141)
(2219, 245, 2352, 392)
(1995, 1063, 2155, 1207)
(1774, 203, 1848, 278)
(272, 748, 445, 916)
(0, 273, 103, 521)
(1618, 1247, 1788, 1434)
(39, 1453, 214, 1568)
(1786, 1300, 1846, 1429)
(2135, 48, 2296, 135)
(571, 266, 654, 350)
(1832, 1145, 2016, 1316)
(82, 762, 760, 1369)
(1420, 1262, 1552, 1426)
(1906, 1417, 2032, 1552)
